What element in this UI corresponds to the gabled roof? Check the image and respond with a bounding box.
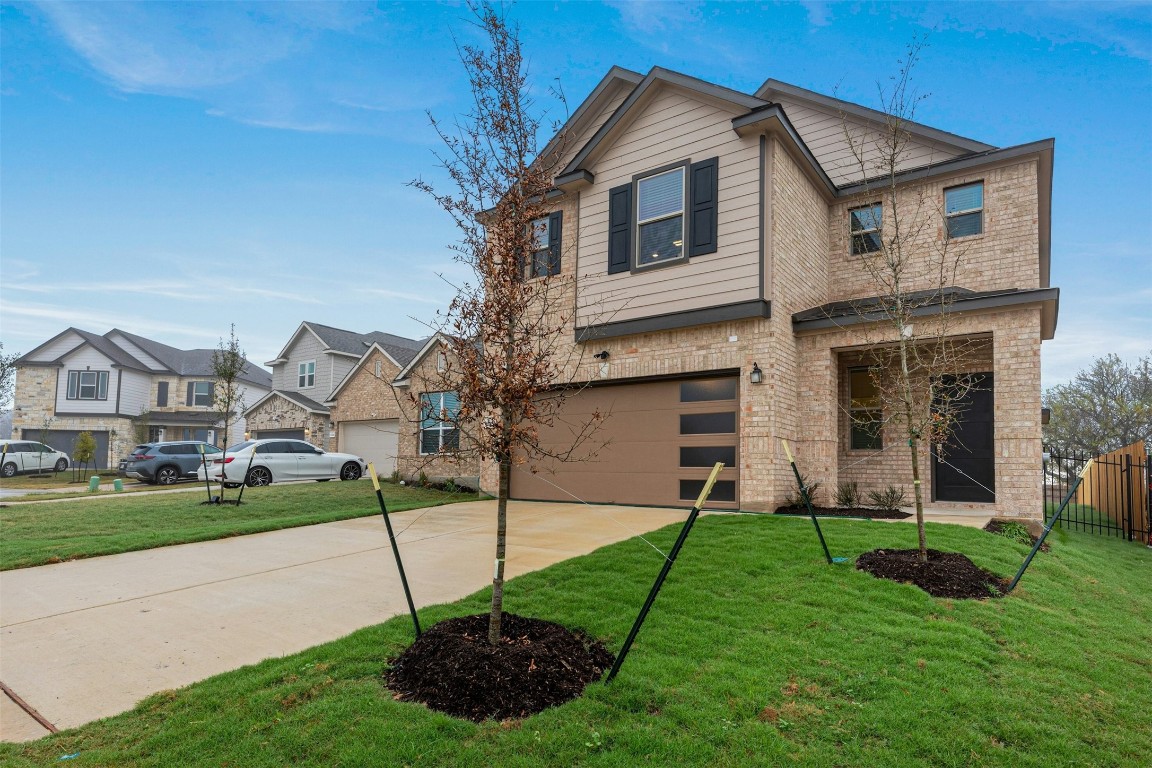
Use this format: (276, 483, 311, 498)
(266, 321, 423, 365)
(325, 341, 411, 403)
(244, 389, 330, 417)
(392, 332, 455, 384)
(539, 66, 643, 168)
(559, 66, 768, 180)
(754, 79, 995, 155)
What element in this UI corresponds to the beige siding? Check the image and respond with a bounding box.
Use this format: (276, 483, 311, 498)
(106, 333, 166, 370)
(118, 370, 152, 416)
(557, 84, 632, 171)
(576, 86, 762, 327)
(776, 97, 969, 187)
(55, 348, 118, 415)
(26, 332, 83, 362)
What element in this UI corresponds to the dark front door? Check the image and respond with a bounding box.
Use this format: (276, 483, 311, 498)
(933, 373, 995, 503)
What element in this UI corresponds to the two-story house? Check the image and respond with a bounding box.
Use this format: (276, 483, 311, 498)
(11, 328, 272, 468)
(245, 322, 424, 460)
(498, 66, 1056, 519)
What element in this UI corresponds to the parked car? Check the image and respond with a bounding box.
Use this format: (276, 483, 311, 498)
(0, 439, 70, 477)
(119, 441, 222, 485)
(196, 439, 367, 488)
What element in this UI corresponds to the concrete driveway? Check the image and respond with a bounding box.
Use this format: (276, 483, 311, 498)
(0, 500, 688, 742)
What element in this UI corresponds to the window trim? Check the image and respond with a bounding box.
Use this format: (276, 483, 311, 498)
(632, 160, 689, 273)
(849, 202, 883, 256)
(419, 391, 460, 455)
(848, 367, 883, 450)
(298, 360, 316, 389)
(944, 181, 984, 239)
(66, 370, 109, 401)
(191, 381, 213, 408)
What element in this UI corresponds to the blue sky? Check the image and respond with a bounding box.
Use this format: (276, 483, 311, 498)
(1, 0, 1149, 388)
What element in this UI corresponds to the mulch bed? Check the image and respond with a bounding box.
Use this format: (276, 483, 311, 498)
(385, 613, 613, 722)
(775, 505, 912, 520)
(856, 548, 1007, 599)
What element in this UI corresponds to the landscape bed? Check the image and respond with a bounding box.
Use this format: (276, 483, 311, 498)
(1, 515, 1148, 767)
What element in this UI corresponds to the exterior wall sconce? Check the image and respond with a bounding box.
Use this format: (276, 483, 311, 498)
(243, 432, 250, 441)
(304, 427, 312, 439)
(750, 362, 763, 384)
(1041, 407, 1051, 426)
(593, 350, 610, 360)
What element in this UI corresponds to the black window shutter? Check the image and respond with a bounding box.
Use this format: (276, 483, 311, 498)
(157, 381, 168, 407)
(548, 211, 563, 276)
(607, 183, 632, 274)
(688, 157, 719, 257)
(186, 382, 195, 406)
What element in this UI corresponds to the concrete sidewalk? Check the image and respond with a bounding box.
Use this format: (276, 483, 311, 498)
(0, 500, 688, 742)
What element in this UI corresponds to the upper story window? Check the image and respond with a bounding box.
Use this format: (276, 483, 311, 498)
(67, 370, 109, 401)
(945, 182, 984, 239)
(156, 381, 169, 407)
(848, 368, 882, 450)
(850, 203, 883, 255)
(298, 360, 315, 388)
(527, 212, 562, 278)
(607, 157, 718, 275)
(188, 381, 214, 407)
(419, 391, 460, 455)
(636, 167, 686, 268)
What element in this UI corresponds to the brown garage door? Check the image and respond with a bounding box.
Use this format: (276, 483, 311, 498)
(510, 375, 740, 509)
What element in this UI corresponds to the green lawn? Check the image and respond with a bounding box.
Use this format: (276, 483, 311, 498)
(2, 516, 1149, 766)
(0, 481, 473, 570)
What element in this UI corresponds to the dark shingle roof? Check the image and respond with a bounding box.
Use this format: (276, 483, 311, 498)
(114, 329, 272, 387)
(304, 322, 423, 365)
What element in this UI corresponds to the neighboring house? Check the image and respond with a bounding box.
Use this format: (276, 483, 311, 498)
(492, 66, 1057, 518)
(11, 328, 272, 468)
(328, 332, 480, 485)
(246, 322, 424, 456)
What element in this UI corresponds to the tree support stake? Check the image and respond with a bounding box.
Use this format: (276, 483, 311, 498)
(370, 463, 421, 638)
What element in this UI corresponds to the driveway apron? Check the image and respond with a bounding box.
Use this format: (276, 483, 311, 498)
(0, 500, 686, 741)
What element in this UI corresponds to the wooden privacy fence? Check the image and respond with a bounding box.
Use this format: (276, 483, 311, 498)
(1044, 442, 1150, 543)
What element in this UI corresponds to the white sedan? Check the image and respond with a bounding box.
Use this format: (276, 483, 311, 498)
(196, 439, 368, 488)
(0, 439, 71, 477)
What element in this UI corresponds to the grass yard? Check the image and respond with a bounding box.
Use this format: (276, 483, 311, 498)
(0, 481, 474, 570)
(0, 470, 119, 492)
(2, 515, 1149, 766)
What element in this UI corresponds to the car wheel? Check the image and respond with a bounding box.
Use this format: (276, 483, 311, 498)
(1, 462, 16, 478)
(246, 467, 273, 487)
(54, 458, 68, 472)
(340, 462, 362, 481)
(155, 466, 180, 485)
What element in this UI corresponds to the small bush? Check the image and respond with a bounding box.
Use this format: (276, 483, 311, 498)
(991, 520, 1034, 546)
(418, 471, 429, 488)
(388, 470, 401, 484)
(443, 478, 459, 494)
(785, 474, 820, 507)
(867, 485, 907, 510)
(834, 481, 861, 508)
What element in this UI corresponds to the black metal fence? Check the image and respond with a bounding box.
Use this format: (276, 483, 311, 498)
(1043, 448, 1151, 543)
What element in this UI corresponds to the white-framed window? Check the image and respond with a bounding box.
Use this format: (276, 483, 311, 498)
(945, 182, 984, 239)
(526, 215, 560, 278)
(419, 391, 460, 454)
(191, 382, 214, 407)
(298, 360, 315, 388)
(374, 359, 383, 378)
(850, 203, 882, 255)
(66, 370, 109, 400)
(848, 368, 882, 450)
(635, 166, 686, 269)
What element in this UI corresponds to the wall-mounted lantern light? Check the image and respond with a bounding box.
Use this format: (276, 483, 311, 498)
(750, 362, 763, 385)
(593, 350, 610, 360)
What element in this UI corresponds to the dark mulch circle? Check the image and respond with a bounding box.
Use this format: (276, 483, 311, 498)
(856, 548, 1007, 599)
(984, 519, 1049, 552)
(385, 613, 614, 722)
(775, 505, 912, 520)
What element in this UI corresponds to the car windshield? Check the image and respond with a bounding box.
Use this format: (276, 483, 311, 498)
(227, 441, 256, 453)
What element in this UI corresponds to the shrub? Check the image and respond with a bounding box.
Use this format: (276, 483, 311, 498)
(443, 478, 459, 494)
(784, 474, 820, 507)
(867, 485, 908, 510)
(417, 471, 429, 488)
(388, 470, 401, 484)
(991, 520, 1034, 546)
(834, 481, 861, 508)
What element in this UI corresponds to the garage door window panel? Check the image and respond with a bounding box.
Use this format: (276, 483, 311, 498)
(679, 479, 737, 503)
(680, 379, 738, 402)
(680, 445, 737, 467)
(680, 412, 736, 435)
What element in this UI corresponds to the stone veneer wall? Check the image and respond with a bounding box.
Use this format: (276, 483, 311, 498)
(245, 398, 332, 451)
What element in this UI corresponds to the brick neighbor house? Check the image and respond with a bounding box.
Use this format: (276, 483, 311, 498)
(485, 66, 1056, 518)
(11, 328, 271, 468)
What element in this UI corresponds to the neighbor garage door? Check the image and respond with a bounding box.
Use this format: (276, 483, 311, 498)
(24, 429, 110, 470)
(510, 375, 740, 509)
(341, 420, 400, 477)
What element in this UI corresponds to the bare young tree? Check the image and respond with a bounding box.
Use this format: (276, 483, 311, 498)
(0, 342, 19, 410)
(211, 324, 248, 496)
(410, 3, 599, 644)
(836, 39, 986, 561)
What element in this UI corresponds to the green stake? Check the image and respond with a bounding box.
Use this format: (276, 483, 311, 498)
(370, 463, 421, 638)
(780, 438, 844, 564)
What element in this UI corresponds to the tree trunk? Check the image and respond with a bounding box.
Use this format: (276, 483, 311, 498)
(897, 328, 929, 563)
(487, 454, 511, 645)
(909, 432, 928, 561)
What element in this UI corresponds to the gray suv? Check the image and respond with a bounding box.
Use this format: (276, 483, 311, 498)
(119, 441, 222, 485)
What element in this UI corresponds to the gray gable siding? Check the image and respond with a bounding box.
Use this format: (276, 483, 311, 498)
(272, 330, 331, 393)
